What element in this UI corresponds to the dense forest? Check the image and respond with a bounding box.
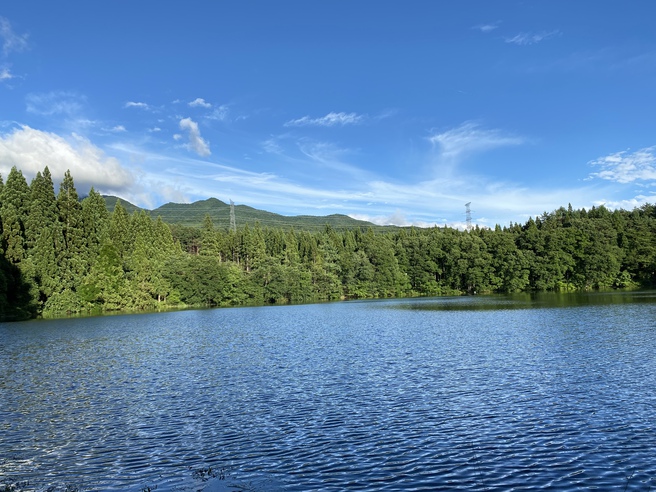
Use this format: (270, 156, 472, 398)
(0, 166, 655, 321)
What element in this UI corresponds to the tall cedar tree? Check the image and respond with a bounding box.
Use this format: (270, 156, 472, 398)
(0, 167, 30, 264)
(57, 170, 86, 290)
(26, 167, 64, 300)
(82, 187, 110, 261)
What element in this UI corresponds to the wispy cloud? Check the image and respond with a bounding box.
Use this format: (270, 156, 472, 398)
(124, 101, 151, 110)
(428, 122, 524, 162)
(207, 105, 229, 121)
(178, 117, 210, 157)
(0, 17, 29, 57)
(109, 125, 126, 133)
(589, 146, 656, 183)
(505, 30, 561, 46)
(26, 91, 86, 116)
(189, 97, 211, 108)
(359, 176, 609, 228)
(609, 50, 656, 73)
(262, 136, 284, 155)
(105, 131, 611, 228)
(473, 22, 500, 33)
(297, 139, 373, 181)
(0, 66, 13, 80)
(285, 111, 365, 127)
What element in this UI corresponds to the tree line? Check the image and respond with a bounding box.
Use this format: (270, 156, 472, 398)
(0, 166, 655, 320)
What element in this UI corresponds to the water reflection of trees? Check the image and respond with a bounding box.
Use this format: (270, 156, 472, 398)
(393, 291, 656, 311)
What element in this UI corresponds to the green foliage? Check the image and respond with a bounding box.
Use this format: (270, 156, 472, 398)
(82, 187, 110, 260)
(164, 255, 251, 306)
(109, 200, 132, 260)
(0, 252, 37, 321)
(24, 167, 64, 305)
(0, 167, 30, 264)
(1, 166, 656, 321)
(78, 241, 126, 310)
(43, 288, 84, 316)
(57, 170, 86, 289)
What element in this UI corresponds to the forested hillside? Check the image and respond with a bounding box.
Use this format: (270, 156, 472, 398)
(0, 166, 655, 320)
(102, 195, 385, 231)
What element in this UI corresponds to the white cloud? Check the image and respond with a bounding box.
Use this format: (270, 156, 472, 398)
(285, 111, 365, 127)
(207, 105, 229, 121)
(0, 17, 29, 57)
(428, 122, 523, 162)
(110, 125, 126, 132)
(588, 146, 656, 183)
(594, 194, 656, 211)
(178, 117, 211, 157)
(189, 97, 211, 108)
(262, 137, 283, 154)
(0, 125, 133, 193)
(349, 210, 439, 227)
(351, 212, 470, 229)
(0, 66, 12, 80)
(148, 127, 162, 133)
(26, 91, 86, 116)
(474, 23, 499, 33)
(505, 30, 560, 46)
(124, 101, 151, 110)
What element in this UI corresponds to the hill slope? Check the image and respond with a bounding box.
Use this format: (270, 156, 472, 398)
(103, 196, 387, 231)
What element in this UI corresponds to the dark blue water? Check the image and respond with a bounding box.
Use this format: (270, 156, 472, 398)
(1, 292, 656, 491)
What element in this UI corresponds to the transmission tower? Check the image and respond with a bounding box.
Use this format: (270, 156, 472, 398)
(465, 202, 472, 231)
(229, 199, 236, 232)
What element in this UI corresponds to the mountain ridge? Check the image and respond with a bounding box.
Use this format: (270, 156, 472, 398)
(102, 195, 394, 232)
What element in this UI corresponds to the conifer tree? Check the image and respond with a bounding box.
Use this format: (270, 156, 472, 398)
(154, 216, 179, 259)
(0, 167, 30, 264)
(200, 213, 221, 258)
(109, 200, 132, 260)
(240, 223, 257, 272)
(246, 221, 266, 271)
(25, 167, 64, 302)
(79, 241, 126, 311)
(283, 228, 300, 266)
(128, 210, 168, 305)
(81, 187, 110, 260)
(0, 173, 4, 250)
(57, 170, 86, 289)
(129, 210, 155, 261)
(25, 169, 59, 247)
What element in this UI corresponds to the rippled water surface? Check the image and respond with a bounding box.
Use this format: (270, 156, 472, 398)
(2, 292, 656, 491)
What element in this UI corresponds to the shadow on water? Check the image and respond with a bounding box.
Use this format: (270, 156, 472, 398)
(390, 290, 656, 312)
(0, 464, 281, 492)
(0, 253, 36, 322)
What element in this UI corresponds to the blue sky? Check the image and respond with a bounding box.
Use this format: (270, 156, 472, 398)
(1, 1, 656, 228)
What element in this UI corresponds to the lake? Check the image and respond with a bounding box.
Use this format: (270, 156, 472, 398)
(1, 292, 656, 491)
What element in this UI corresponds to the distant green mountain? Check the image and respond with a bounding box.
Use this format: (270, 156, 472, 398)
(102, 195, 143, 215)
(103, 196, 389, 231)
